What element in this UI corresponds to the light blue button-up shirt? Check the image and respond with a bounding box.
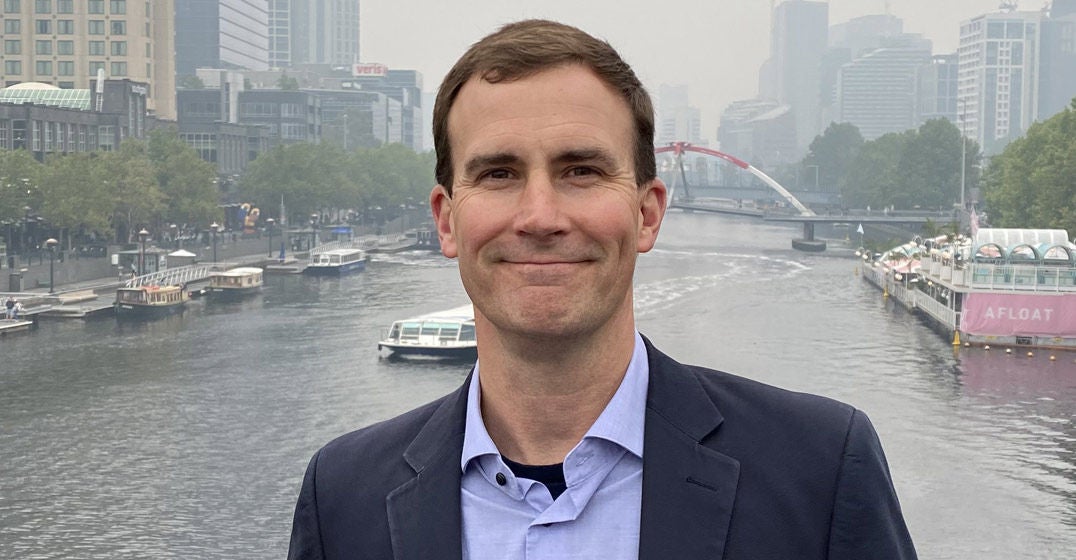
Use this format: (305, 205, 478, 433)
(460, 332, 649, 560)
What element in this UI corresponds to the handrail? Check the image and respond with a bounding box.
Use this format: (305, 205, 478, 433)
(123, 263, 224, 288)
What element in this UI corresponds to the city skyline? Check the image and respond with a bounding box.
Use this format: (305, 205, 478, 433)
(360, 0, 1025, 146)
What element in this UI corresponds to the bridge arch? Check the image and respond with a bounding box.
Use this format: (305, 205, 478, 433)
(655, 142, 815, 216)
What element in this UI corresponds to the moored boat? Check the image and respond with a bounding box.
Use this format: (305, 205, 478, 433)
(859, 228, 1076, 351)
(378, 305, 477, 360)
(115, 284, 189, 319)
(206, 267, 263, 301)
(303, 248, 367, 276)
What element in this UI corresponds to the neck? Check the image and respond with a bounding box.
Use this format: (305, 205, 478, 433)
(474, 311, 637, 465)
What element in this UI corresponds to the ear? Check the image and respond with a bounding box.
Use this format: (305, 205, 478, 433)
(430, 184, 458, 258)
(637, 178, 667, 253)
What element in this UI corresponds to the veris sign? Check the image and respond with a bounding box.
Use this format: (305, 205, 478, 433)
(353, 63, 388, 77)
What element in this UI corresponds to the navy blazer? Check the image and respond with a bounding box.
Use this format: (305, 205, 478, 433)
(289, 338, 917, 559)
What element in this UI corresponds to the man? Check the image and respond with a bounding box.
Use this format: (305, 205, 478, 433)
(289, 20, 917, 560)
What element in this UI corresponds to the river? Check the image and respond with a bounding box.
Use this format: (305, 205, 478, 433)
(1, 210, 1074, 558)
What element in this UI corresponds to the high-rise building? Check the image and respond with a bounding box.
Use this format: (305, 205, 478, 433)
(657, 84, 703, 146)
(717, 98, 795, 167)
(0, 0, 176, 119)
(918, 54, 959, 126)
(829, 14, 905, 59)
(958, 10, 1042, 153)
(268, 0, 360, 68)
(836, 46, 932, 139)
(175, 0, 270, 76)
(1039, 0, 1076, 119)
(762, 0, 828, 156)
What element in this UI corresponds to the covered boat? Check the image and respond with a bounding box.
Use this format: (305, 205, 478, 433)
(378, 305, 477, 360)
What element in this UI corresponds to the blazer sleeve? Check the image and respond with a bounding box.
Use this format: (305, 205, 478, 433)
(827, 409, 918, 560)
(288, 450, 326, 560)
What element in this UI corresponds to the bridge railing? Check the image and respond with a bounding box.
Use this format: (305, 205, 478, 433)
(124, 263, 223, 288)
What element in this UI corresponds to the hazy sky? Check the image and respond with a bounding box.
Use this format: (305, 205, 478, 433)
(361, 0, 1011, 147)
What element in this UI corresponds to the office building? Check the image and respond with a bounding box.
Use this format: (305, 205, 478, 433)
(1040, 0, 1076, 119)
(657, 84, 703, 146)
(717, 98, 796, 168)
(761, 0, 828, 156)
(0, 0, 176, 119)
(918, 54, 959, 125)
(958, 9, 1043, 153)
(175, 0, 270, 76)
(268, 0, 360, 68)
(836, 46, 932, 139)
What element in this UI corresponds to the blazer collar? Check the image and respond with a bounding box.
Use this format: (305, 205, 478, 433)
(386, 371, 471, 560)
(639, 338, 741, 560)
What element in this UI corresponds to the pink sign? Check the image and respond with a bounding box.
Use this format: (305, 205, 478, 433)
(962, 293, 1076, 337)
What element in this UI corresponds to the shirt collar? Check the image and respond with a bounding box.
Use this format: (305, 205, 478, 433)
(461, 331, 649, 472)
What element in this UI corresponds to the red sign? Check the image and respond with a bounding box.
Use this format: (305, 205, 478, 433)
(353, 63, 388, 77)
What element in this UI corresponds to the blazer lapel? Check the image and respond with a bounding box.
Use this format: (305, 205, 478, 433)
(386, 375, 470, 560)
(639, 341, 740, 560)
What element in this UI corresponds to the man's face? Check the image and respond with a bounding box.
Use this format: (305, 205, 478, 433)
(431, 64, 666, 340)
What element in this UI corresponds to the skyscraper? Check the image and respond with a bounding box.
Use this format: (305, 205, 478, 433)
(0, 0, 176, 119)
(958, 9, 1042, 153)
(175, 0, 270, 76)
(763, 0, 828, 157)
(657, 84, 702, 146)
(1039, 0, 1076, 120)
(268, 0, 360, 68)
(836, 46, 933, 140)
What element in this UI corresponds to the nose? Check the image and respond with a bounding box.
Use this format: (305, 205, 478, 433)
(514, 173, 568, 238)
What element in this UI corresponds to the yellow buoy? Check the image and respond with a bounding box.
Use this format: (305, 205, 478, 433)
(984, 345, 991, 350)
(1027, 351, 1034, 357)
(1050, 355, 1056, 361)
(1006, 348, 1012, 354)
(952, 331, 961, 346)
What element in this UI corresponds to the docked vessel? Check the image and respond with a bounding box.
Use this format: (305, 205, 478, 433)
(206, 267, 264, 301)
(378, 305, 478, 360)
(860, 228, 1076, 351)
(115, 284, 189, 318)
(303, 248, 367, 276)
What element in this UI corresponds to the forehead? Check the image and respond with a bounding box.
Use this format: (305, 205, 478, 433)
(446, 65, 634, 164)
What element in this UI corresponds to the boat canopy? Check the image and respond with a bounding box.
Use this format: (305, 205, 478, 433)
(971, 228, 1076, 264)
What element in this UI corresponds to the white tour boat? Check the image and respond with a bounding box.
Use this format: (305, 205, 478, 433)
(303, 248, 367, 276)
(206, 267, 264, 301)
(378, 305, 477, 360)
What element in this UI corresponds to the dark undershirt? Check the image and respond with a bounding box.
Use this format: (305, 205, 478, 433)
(502, 457, 567, 500)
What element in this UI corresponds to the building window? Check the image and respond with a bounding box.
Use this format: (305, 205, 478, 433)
(58, 80, 73, 88)
(3, 1, 20, 13)
(110, 40, 126, 55)
(0, 120, 8, 150)
(4, 19, 19, 33)
(88, 40, 103, 55)
(35, 19, 50, 33)
(57, 60, 73, 75)
(3, 60, 20, 74)
(4, 39, 20, 55)
(98, 125, 114, 151)
(34, 0, 49, 14)
(110, 61, 126, 76)
(110, 20, 124, 35)
(35, 60, 52, 75)
(88, 0, 102, 13)
(56, 0, 70, 12)
(57, 19, 73, 34)
(32, 120, 40, 151)
(57, 39, 72, 54)
(88, 60, 104, 76)
(88, 20, 104, 34)
(109, 0, 124, 14)
(35, 40, 52, 55)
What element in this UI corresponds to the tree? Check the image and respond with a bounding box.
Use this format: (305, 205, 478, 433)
(841, 131, 909, 209)
(99, 140, 165, 242)
(897, 118, 980, 210)
(38, 153, 113, 248)
(0, 150, 43, 223)
(982, 98, 1076, 232)
(803, 122, 864, 193)
(147, 127, 220, 228)
(277, 72, 300, 91)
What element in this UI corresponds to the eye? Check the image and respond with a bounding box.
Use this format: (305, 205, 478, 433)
(567, 166, 599, 177)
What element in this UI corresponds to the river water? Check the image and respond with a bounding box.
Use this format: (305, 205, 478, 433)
(2, 211, 1074, 559)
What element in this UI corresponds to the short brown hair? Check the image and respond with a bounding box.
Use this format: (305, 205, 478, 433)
(432, 19, 656, 194)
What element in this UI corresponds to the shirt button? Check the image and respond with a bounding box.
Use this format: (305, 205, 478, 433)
(495, 472, 507, 486)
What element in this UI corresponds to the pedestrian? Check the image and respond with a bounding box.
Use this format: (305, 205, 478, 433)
(287, 19, 916, 560)
(4, 296, 14, 319)
(12, 299, 22, 320)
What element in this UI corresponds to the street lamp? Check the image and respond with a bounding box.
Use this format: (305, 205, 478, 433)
(210, 222, 220, 263)
(170, 223, 179, 249)
(310, 213, 318, 248)
(266, 218, 276, 258)
(138, 228, 150, 276)
(45, 238, 57, 294)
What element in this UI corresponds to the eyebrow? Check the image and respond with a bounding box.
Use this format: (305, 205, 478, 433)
(462, 148, 621, 178)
